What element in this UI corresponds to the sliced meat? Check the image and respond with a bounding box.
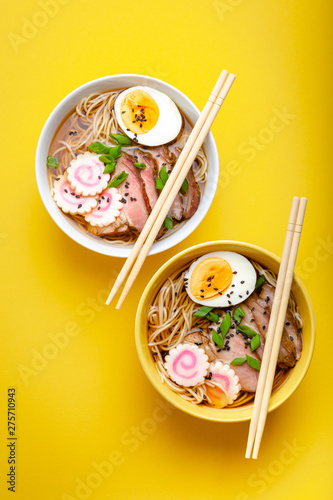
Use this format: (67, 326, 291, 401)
(257, 284, 301, 369)
(183, 166, 200, 218)
(133, 149, 159, 212)
(236, 303, 265, 360)
(246, 294, 270, 339)
(152, 145, 183, 220)
(87, 223, 130, 237)
(175, 147, 200, 219)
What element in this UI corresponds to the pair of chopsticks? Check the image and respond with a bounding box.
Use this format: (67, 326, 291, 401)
(106, 69, 236, 309)
(246, 196, 307, 459)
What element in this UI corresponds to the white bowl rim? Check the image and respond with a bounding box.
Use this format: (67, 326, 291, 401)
(35, 73, 219, 258)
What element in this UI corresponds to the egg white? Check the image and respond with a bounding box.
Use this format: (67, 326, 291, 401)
(114, 86, 182, 147)
(185, 251, 257, 308)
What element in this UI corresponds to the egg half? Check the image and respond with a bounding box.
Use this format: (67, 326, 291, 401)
(114, 86, 182, 147)
(185, 251, 256, 307)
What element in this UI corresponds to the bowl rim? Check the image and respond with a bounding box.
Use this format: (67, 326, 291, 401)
(135, 240, 316, 422)
(35, 73, 219, 258)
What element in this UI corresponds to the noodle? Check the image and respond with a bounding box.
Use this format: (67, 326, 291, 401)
(147, 259, 302, 409)
(48, 90, 209, 246)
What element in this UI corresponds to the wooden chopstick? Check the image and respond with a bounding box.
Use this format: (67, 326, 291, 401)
(245, 197, 300, 458)
(114, 73, 236, 309)
(246, 197, 307, 459)
(105, 69, 232, 307)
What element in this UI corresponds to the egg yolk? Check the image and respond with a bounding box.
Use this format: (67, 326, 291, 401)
(120, 89, 159, 135)
(190, 257, 233, 300)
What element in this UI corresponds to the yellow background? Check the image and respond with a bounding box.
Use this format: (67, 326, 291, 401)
(1, 1, 332, 499)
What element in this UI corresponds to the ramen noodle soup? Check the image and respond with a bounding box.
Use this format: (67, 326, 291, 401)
(47, 86, 209, 245)
(147, 251, 303, 409)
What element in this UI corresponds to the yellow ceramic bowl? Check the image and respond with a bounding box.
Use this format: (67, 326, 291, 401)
(135, 240, 316, 422)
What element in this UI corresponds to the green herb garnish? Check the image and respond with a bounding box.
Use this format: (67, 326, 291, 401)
(206, 312, 220, 322)
(231, 357, 246, 366)
(134, 162, 147, 170)
(192, 306, 214, 318)
(163, 216, 173, 229)
(155, 178, 164, 190)
(237, 325, 258, 337)
(246, 355, 260, 371)
(233, 306, 245, 323)
(107, 145, 122, 162)
(160, 165, 169, 185)
(103, 161, 116, 174)
(250, 334, 261, 352)
(255, 274, 265, 292)
(108, 171, 128, 188)
(110, 133, 132, 146)
(99, 155, 113, 164)
(181, 178, 188, 194)
(46, 156, 59, 168)
(212, 329, 223, 348)
(220, 312, 231, 339)
(88, 142, 111, 154)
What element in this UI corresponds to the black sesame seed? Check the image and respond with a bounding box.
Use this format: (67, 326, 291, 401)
(231, 284, 235, 287)
(228, 300, 231, 305)
(251, 307, 255, 312)
(290, 336, 294, 341)
(107, 198, 110, 203)
(78, 204, 82, 208)
(218, 292, 223, 295)
(64, 189, 68, 193)
(98, 199, 101, 204)
(241, 280, 245, 284)
(97, 207, 101, 210)
(217, 348, 221, 352)
(130, 197, 133, 201)
(122, 111, 126, 114)
(265, 296, 270, 302)
(167, 170, 171, 174)
(200, 289, 204, 293)
(286, 321, 290, 326)
(71, 192, 75, 196)
(298, 328, 302, 333)
(125, 193, 129, 196)
(227, 347, 230, 351)
(246, 290, 249, 295)
(230, 291, 234, 295)
(98, 176, 101, 180)
(173, 308, 177, 313)
(227, 294, 230, 298)
(214, 288, 218, 291)
(250, 318, 255, 322)
(208, 284, 211, 287)
(263, 311, 267, 315)
(200, 295, 204, 298)
(263, 325, 266, 330)
(218, 312, 222, 317)
(233, 271, 237, 275)
(55, 177, 60, 181)
(239, 295, 243, 298)
(230, 334, 234, 337)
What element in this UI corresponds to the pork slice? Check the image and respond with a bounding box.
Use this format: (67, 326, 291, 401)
(133, 149, 159, 212)
(175, 147, 200, 219)
(237, 303, 265, 360)
(257, 284, 298, 368)
(246, 294, 270, 338)
(285, 310, 302, 361)
(87, 223, 129, 237)
(112, 153, 150, 232)
(152, 145, 183, 220)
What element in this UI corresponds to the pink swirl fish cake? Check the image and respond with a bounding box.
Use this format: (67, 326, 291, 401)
(85, 187, 123, 227)
(52, 174, 97, 215)
(164, 343, 209, 387)
(67, 152, 110, 197)
(205, 361, 241, 408)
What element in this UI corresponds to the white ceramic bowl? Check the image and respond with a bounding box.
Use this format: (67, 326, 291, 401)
(35, 74, 219, 258)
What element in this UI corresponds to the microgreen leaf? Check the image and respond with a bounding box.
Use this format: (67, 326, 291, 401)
(220, 312, 231, 339)
(237, 325, 258, 337)
(163, 216, 173, 229)
(192, 306, 214, 318)
(206, 312, 220, 322)
(134, 162, 146, 170)
(155, 178, 164, 190)
(46, 156, 59, 168)
(159, 165, 169, 185)
(110, 133, 132, 146)
(181, 178, 188, 194)
(233, 306, 245, 323)
(231, 357, 246, 366)
(212, 329, 223, 348)
(108, 171, 128, 188)
(103, 161, 116, 174)
(88, 142, 110, 154)
(255, 274, 265, 292)
(251, 334, 261, 352)
(246, 355, 261, 371)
